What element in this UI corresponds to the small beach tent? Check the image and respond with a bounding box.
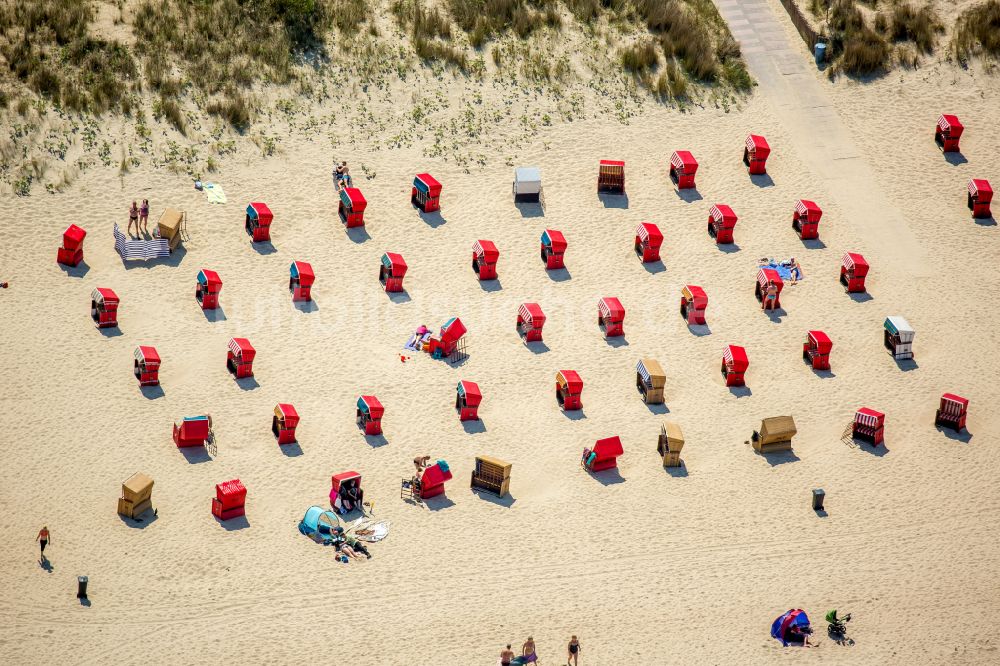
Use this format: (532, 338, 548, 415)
(212, 479, 246, 521)
(117, 472, 154, 519)
(540, 229, 566, 269)
(802, 330, 832, 370)
(272, 403, 299, 445)
(634, 222, 663, 263)
(636, 358, 666, 404)
(429, 317, 466, 358)
(840, 252, 869, 293)
(755, 267, 784, 308)
(338, 187, 367, 227)
(412, 173, 442, 212)
(598, 297, 625, 338)
(289, 261, 315, 301)
(722, 345, 748, 387)
(556, 370, 583, 410)
(771, 609, 811, 646)
(227, 337, 256, 378)
(744, 134, 770, 175)
(58, 224, 86, 266)
(968, 179, 993, 218)
(708, 204, 738, 244)
(471, 456, 511, 498)
(157, 208, 185, 250)
(356, 395, 384, 435)
(935, 114, 963, 152)
(379, 252, 407, 293)
(752, 416, 797, 453)
(516, 303, 545, 342)
(793, 200, 822, 240)
(173, 415, 210, 448)
(472, 240, 499, 280)
(658, 421, 685, 467)
(133, 346, 161, 386)
(598, 159, 625, 193)
(298, 505, 340, 540)
(584, 436, 623, 472)
(670, 150, 698, 189)
(884, 316, 914, 360)
(420, 460, 452, 499)
(196, 269, 222, 310)
(935, 393, 969, 432)
(330, 471, 363, 513)
(245, 202, 272, 242)
(680, 285, 708, 325)
(456, 380, 482, 421)
(513, 166, 541, 202)
(91, 288, 119, 328)
(853, 407, 885, 445)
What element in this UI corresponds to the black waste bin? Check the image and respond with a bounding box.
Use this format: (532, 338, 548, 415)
(812, 488, 825, 511)
(77, 576, 88, 599)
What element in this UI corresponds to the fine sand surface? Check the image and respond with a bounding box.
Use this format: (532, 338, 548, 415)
(2, 3, 1000, 664)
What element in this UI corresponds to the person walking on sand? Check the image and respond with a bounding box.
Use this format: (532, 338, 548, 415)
(567, 635, 581, 665)
(139, 199, 150, 235)
(500, 644, 515, 666)
(36, 526, 50, 560)
(128, 201, 140, 236)
(521, 636, 538, 663)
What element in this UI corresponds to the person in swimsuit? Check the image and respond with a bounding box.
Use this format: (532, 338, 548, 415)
(500, 644, 515, 666)
(567, 635, 580, 665)
(521, 637, 538, 663)
(128, 201, 139, 236)
(139, 199, 150, 234)
(36, 526, 50, 560)
(763, 281, 778, 310)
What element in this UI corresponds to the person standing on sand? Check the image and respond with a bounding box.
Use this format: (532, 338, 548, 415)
(500, 644, 515, 666)
(521, 636, 538, 663)
(139, 199, 150, 235)
(36, 526, 50, 560)
(128, 201, 140, 236)
(763, 281, 778, 310)
(567, 635, 580, 665)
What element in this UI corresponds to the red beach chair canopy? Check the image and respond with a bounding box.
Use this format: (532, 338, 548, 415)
(228, 337, 256, 362)
(724, 345, 748, 372)
(636, 222, 663, 248)
(457, 380, 482, 407)
(473, 239, 499, 263)
(746, 134, 770, 158)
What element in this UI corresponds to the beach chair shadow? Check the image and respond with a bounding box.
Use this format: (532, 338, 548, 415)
(140, 385, 165, 400)
(58, 260, 90, 278)
(387, 291, 412, 304)
(849, 291, 873, 303)
(546, 268, 572, 282)
(944, 152, 968, 166)
(590, 467, 626, 485)
(758, 450, 800, 467)
(515, 201, 544, 218)
(974, 215, 996, 227)
(99, 327, 124, 338)
(675, 188, 703, 203)
(598, 192, 629, 209)
(893, 358, 918, 371)
(717, 242, 741, 254)
(765, 307, 786, 322)
(604, 336, 628, 348)
(418, 210, 447, 228)
(688, 323, 712, 336)
(663, 462, 688, 478)
(216, 515, 250, 531)
(345, 227, 370, 244)
(642, 260, 666, 274)
(857, 440, 889, 457)
(646, 402, 669, 415)
(236, 376, 260, 391)
(937, 426, 973, 443)
(425, 495, 456, 511)
(729, 386, 752, 398)
(561, 409, 586, 421)
(203, 306, 227, 322)
(180, 447, 212, 464)
(479, 279, 502, 292)
(471, 488, 516, 507)
(251, 241, 277, 255)
(461, 419, 486, 434)
(526, 341, 549, 354)
(801, 238, 827, 250)
(118, 511, 159, 529)
(293, 299, 319, 313)
(364, 433, 388, 448)
(750, 173, 774, 188)
(279, 442, 304, 457)
(814, 508, 829, 518)
(812, 369, 836, 379)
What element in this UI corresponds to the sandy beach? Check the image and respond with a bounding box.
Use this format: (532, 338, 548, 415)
(2, 0, 1000, 664)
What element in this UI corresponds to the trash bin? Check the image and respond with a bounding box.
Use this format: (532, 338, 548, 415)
(812, 488, 825, 511)
(814, 42, 827, 65)
(77, 575, 88, 599)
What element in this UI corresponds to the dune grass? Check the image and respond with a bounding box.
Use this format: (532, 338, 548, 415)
(952, 0, 1000, 62)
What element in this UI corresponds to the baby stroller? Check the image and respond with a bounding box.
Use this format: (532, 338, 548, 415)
(826, 610, 851, 637)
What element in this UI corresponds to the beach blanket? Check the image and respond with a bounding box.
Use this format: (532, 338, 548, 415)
(114, 223, 170, 260)
(203, 182, 227, 204)
(762, 260, 802, 281)
(404, 332, 431, 352)
(347, 518, 390, 542)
